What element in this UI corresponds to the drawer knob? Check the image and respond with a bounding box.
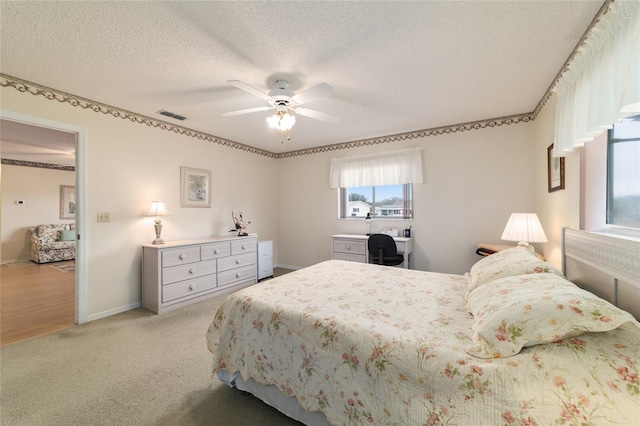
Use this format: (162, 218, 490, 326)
(346, 246, 351, 251)
(189, 284, 196, 291)
(235, 259, 240, 265)
(214, 249, 218, 254)
(189, 268, 195, 274)
(179, 254, 185, 260)
(236, 272, 241, 278)
(241, 245, 246, 250)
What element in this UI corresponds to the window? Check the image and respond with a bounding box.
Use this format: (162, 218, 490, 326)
(607, 115, 640, 228)
(340, 183, 413, 219)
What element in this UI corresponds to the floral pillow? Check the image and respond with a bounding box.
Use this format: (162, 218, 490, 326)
(465, 273, 636, 358)
(467, 246, 563, 294)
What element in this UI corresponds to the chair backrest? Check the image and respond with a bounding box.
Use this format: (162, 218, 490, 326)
(368, 234, 398, 259)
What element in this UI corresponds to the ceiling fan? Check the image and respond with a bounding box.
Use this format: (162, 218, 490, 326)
(222, 79, 340, 125)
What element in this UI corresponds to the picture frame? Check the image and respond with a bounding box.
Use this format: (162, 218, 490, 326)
(180, 167, 211, 208)
(547, 143, 565, 193)
(59, 185, 76, 219)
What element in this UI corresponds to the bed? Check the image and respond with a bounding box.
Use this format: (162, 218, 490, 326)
(206, 228, 640, 425)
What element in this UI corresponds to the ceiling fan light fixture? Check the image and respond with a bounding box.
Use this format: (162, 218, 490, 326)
(267, 110, 296, 131)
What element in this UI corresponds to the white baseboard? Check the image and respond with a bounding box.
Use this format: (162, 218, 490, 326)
(1, 258, 30, 265)
(275, 264, 303, 271)
(85, 301, 142, 323)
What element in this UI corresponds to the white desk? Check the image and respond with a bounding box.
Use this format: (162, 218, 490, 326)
(331, 234, 414, 269)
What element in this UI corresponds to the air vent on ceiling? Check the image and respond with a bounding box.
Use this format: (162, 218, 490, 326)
(158, 110, 187, 121)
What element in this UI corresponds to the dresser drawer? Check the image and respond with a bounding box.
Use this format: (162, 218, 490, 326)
(162, 275, 217, 303)
(231, 239, 256, 255)
(218, 264, 257, 287)
(218, 252, 256, 272)
(333, 239, 366, 255)
(162, 246, 200, 267)
(200, 242, 231, 260)
(333, 252, 366, 263)
(162, 259, 217, 285)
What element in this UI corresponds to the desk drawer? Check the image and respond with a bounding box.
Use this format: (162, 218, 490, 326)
(162, 275, 217, 303)
(201, 242, 231, 260)
(333, 252, 366, 263)
(395, 241, 405, 253)
(218, 252, 256, 272)
(162, 259, 217, 285)
(333, 239, 366, 255)
(162, 246, 200, 267)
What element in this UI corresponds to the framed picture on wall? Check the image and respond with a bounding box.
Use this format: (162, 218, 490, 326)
(60, 185, 76, 219)
(180, 167, 211, 208)
(547, 143, 565, 193)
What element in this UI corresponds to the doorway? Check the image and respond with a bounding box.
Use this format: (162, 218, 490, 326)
(0, 110, 87, 345)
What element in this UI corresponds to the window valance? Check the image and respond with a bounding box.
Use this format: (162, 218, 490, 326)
(329, 147, 423, 188)
(553, 0, 639, 157)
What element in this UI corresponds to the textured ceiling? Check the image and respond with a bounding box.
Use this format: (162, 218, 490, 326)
(1, 1, 604, 158)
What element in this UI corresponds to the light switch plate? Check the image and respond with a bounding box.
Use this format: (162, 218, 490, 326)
(97, 212, 111, 223)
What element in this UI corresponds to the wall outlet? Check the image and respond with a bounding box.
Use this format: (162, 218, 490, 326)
(97, 212, 111, 223)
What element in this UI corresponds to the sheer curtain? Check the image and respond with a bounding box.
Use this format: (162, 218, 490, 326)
(553, 0, 639, 157)
(329, 147, 423, 188)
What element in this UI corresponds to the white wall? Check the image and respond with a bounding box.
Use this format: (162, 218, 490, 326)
(533, 93, 581, 269)
(1, 87, 279, 319)
(278, 123, 536, 274)
(1, 165, 75, 262)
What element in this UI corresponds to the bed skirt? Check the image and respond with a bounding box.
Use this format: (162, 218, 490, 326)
(217, 370, 329, 426)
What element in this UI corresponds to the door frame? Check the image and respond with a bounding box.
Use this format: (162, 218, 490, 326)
(1, 109, 87, 323)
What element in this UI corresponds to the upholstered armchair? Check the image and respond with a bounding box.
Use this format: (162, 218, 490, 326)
(29, 224, 76, 264)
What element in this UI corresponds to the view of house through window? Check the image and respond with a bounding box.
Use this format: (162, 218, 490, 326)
(340, 184, 413, 219)
(607, 115, 640, 228)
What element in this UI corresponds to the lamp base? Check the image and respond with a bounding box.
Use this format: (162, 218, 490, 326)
(152, 221, 165, 245)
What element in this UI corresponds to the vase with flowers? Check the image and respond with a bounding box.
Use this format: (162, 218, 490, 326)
(229, 211, 251, 236)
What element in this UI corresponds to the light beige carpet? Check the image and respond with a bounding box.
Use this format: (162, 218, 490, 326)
(0, 283, 301, 426)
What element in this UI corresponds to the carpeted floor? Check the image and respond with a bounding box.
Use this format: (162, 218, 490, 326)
(0, 283, 301, 426)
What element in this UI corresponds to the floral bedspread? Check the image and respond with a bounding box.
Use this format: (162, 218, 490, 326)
(206, 260, 640, 425)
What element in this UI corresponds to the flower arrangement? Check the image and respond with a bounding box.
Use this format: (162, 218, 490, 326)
(230, 211, 251, 236)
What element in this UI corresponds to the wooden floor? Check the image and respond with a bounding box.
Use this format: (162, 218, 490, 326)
(1, 262, 75, 347)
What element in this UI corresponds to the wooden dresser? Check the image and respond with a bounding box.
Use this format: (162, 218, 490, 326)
(142, 235, 257, 314)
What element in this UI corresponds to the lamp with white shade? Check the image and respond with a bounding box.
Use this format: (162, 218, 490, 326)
(147, 201, 169, 245)
(500, 213, 548, 247)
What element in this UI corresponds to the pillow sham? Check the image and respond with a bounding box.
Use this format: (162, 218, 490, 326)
(467, 246, 563, 294)
(465, 273, 636, 359)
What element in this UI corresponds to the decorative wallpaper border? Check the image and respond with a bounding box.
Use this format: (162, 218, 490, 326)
(0, 75, 278, 159)
(0, 0, 612, 165)
(0, 74, 534, 160)
(1, 158, 75, 171)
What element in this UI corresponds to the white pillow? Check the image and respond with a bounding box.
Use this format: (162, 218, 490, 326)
(465, 273, 636, 358)
(467, 246, 563, 295)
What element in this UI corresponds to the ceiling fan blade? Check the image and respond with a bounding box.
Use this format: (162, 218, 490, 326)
(294, 107, 340, 123)
(222, 106, 274, 117)
(227, 80, 271, 101)
(292, 83, 333, 104)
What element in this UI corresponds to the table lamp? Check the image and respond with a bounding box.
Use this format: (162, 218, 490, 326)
(500, 213, 547, 246)
(147, 201, 169, 245)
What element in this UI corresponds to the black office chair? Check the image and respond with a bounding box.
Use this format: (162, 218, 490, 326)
(368, 234, 404, 266)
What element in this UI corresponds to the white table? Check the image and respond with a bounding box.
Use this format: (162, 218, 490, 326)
(331, 234, 414, 269)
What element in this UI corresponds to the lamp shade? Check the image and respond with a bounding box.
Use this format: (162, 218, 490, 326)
(147, 201, 169, 217)
(500, 213, 548, 244)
